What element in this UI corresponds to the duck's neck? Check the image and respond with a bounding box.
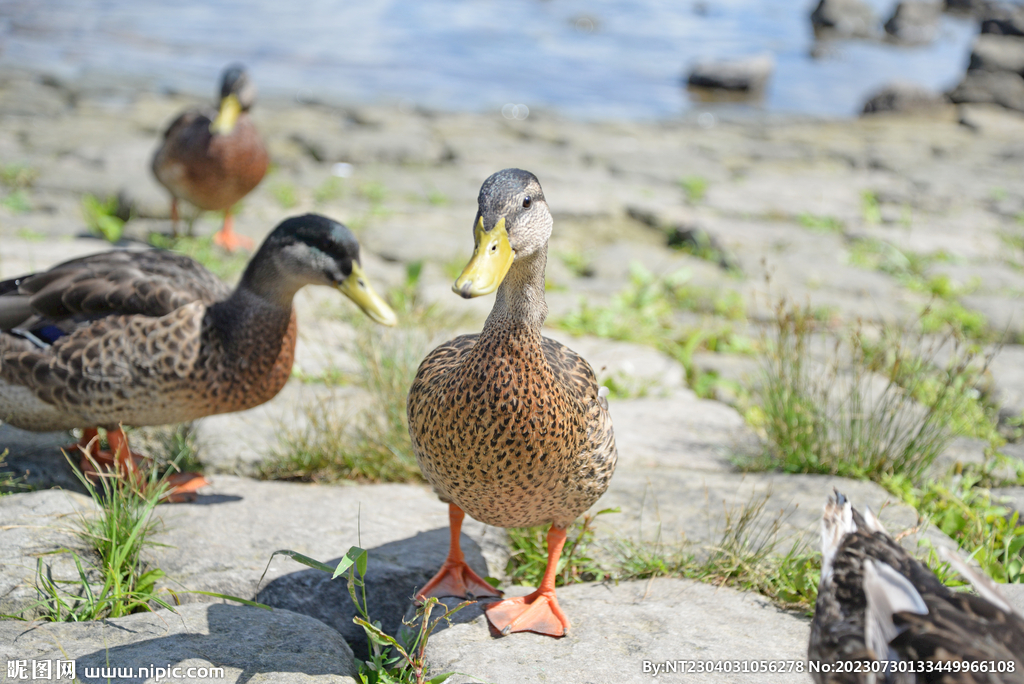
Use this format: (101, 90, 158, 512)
(209, 258, 300, 352)
(482, 244, 548, 340)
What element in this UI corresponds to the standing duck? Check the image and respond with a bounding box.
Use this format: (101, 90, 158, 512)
(810, 491, 1024, 683)
(0, 213, 396, 492)
(151, 64, 269, 252)
(407, 169, 617, 637)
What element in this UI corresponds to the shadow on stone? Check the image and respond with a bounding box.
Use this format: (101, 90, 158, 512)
(0, 424, 86, 494)
(186, 494, 244, 505)
(256, 528, 490, 659)
(0, 602, 357, 684)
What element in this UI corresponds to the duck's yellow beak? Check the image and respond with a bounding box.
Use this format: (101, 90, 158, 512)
(210, 94, 242, 135)
(453, 216, 514, 299)
(337, 263, 398, 326)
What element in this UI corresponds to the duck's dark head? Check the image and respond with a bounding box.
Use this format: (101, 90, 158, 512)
(453, 168, 552, 298)
(245, 213, 397, 326)
(211, 63, 257, 135)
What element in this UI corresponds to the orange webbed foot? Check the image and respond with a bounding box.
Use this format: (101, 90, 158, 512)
(212, 228, 254, 252)
(484, 587, 570, 637)
(416, 559, 503, 602)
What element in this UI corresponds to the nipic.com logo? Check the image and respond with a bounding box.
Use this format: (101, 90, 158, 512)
(6, 659, 75, 681)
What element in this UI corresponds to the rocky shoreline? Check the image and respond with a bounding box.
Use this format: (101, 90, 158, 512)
(2, 67, 1024, 682)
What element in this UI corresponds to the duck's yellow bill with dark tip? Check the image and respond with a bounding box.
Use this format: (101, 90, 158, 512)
(453, 216, 514, 299)
(210, 94, 242, 135)
(338, 263, 398, 326)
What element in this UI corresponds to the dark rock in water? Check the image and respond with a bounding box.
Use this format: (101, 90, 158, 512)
(944, 0, 1001, 15)
(811, 0, 878, 38)
(862, 82, 948, 114)
(948, 69, 1024, 112)
(970, 33, 1024, 74)
(884, 1, 942, 44)
(686, 54, 774, 92)
(980, 3, 1024, 35)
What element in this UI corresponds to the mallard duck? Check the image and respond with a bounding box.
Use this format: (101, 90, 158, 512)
(810, 491, 1024, 683)
(407, 169, 617, 637)
(151, 64, 269, 252)
(0, 213, 396, 495)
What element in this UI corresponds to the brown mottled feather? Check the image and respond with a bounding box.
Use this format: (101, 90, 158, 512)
(810, 494, 1024, 684)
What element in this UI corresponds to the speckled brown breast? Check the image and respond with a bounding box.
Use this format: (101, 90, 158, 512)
(152, 111, 268, 211)
(408, 325, 616, 530)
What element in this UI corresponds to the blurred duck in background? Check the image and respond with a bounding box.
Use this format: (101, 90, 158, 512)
(152, 64, 269, 252)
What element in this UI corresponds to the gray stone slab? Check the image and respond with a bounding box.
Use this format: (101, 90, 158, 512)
(595, 469, 957, 558)
(986, 344, 1024, 419)
(1000, 583, 1024, 615)
(0, 490, 98, 618)
(610, 390, 761, 471)
(425, 579, 810, 684)
(0, 603, 357, 683)
(146, 476, 507, 655)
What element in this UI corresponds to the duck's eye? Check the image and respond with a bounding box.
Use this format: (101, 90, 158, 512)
(522, 197, 532, 209)
(490, 243, 497, 253)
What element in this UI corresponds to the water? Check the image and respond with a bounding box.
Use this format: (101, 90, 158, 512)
(0, 0, 979, 120)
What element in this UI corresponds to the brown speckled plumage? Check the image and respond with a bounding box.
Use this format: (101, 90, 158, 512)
(408, 169, 616, 531)
(0, 214, 393, 433)
(152, 65, 268, 213)
(810, 491, 1024, 684)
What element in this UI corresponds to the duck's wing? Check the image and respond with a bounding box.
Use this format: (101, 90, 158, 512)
(0, 249, 228, 343)
(540, 337, 617, 506)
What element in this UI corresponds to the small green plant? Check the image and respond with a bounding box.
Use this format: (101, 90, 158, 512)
(315, 177, 347, 204)
(506, 509, 618, 588)
(0, 164, 36, 213)
(679, 175, 708, 204)
(919, 300, 988, 339)
(18, 460, 173, 621)
(557, 249, 595, 278)
(798, 213, 844, 233)
(861, 191, 882, 225)
(885, 473, 1024, 583)
(263, 547, 468, 683)
(148, 233, 250, 281)
(0, 450, 28, 495)
(601, 372, 656, 400)
(426, 189, 448, 206)
(751, 298, 989, 482)
(271, 182, 299, 209)
(82, 194, 127, 243)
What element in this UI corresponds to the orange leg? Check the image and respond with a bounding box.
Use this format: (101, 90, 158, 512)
(485, 525, 571, 637)
(416, 504, 503, 602)
(212, 208, 254, 252)
(77, 427, 208, 503)
(170, 198, 180, 237)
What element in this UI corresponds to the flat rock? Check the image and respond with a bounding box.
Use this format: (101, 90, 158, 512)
(594, 469, 958, 557)
(0, 603, 357, 683)
(884, 1, 942, 44)
(0, 424, 85, 492)
(862, 82, 947, 115)
(1000, 582, 1024, 614)
(983, 344, 1024, 419)
(687, 54, 774, 92)
(146, 476, 506, 655)
(948, 69, 1024, 112)
(811, 0, 878, 38)
(970, 33, 1024, 75)
(425, 579, 810, 684)
(0, 490, 99, 618)
(609, 390, 761, 471)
